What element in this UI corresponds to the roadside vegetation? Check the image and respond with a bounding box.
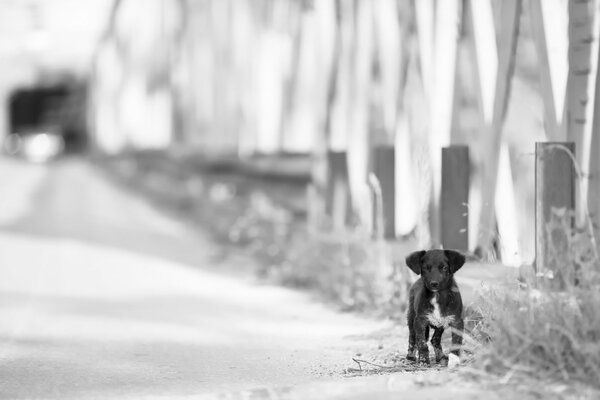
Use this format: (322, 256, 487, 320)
(468, 208, 600, 390)
(101, 152, 600, 396)
(101, 152, 409, 318)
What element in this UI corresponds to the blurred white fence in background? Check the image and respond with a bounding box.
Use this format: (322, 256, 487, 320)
(82, 0, 600, 265)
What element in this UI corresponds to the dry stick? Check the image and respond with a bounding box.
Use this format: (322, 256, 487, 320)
(352, 357, 442, 372)
(352, 357, 395, 371)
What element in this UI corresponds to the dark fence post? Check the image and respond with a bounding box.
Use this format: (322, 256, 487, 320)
(441, 145, 470, 252)
(326, 151, 351, 230)
(373, 145, 396, 239)
(535, 142, 576, 287)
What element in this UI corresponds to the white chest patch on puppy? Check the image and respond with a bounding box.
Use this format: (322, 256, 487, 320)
(426, 295, 455, 328)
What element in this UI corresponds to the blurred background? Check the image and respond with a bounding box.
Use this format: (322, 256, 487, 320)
(0, 0, 571, 268)
(4, 0, 600, 397)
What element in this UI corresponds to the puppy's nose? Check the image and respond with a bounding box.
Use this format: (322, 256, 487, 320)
(430, 281, 439, 289)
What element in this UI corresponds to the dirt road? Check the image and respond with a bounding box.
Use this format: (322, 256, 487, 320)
(0, 158, 389, 399)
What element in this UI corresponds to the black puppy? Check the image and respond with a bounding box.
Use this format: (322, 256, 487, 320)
(405, 249, 465, 367)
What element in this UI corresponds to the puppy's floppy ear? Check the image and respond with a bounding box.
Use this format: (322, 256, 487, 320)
(406, 250, 426, 275)
(445, 250, 466, 273)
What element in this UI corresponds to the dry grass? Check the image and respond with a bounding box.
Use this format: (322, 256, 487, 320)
(220, 191, 407, 316)
(469, 208, 600, 388)
(279, 227, 408, 317)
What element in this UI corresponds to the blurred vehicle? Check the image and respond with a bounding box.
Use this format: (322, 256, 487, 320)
(4, 126, 65, 163)
(6, 80, 88, 163)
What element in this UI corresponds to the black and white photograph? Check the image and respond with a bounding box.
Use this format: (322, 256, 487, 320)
(1, 0, 599, 399)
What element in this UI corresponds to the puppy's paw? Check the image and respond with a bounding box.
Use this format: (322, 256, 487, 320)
(406, 354, 416, 362)
(448, 353, 460, 368)
(434, 348, 447, 364)
(436, 354, 448, 365)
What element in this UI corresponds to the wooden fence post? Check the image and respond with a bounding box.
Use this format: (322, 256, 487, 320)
(372, 145, 395, 239)
(535, 142, 576, 287)
(326, 150, 352, 230)
(441, 145, 470, 251)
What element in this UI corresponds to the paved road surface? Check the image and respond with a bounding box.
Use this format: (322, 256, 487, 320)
(0, 157, 389, 399)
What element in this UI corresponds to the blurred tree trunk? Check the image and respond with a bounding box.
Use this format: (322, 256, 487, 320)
(370, 0, 409, 146)
(323, 0, 343, 150)
(566, 0, 598, 155)
(566, 0, 600, 227)
(280, 1, 305, 152)
(586, 1, 600, 250)
(310, 0, 342, 203)
(475, 0, 521, 258)
(413, 0, 462, 247)
(393, 3, 418, 237)
(347, 0, 376, 226)
(529, 0, 569, 141)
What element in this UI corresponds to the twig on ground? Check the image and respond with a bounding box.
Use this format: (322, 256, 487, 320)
(352, 357, 395, 371)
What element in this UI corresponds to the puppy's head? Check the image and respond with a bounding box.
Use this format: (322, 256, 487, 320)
(405, 249, 465, 292)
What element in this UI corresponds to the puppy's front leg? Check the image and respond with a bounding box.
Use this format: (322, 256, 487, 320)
(431, 327, 447, 364)
(414, 317, 430, 364)
(448, 318, 464, 368)
(407, 307, 416, 361)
